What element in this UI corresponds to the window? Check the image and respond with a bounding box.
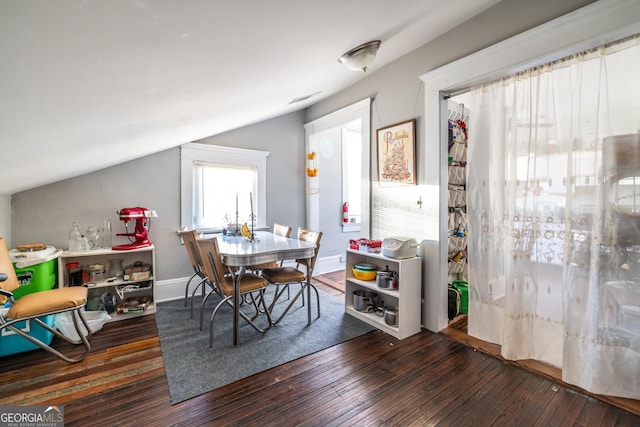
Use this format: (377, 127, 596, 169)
(181, 143, 269, 232)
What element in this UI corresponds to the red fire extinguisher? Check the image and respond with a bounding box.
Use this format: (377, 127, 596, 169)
(343, 202, 349, 223)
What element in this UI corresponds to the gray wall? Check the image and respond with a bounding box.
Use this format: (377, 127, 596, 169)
(10, 0, 595, 281)
(12, 111, 306, 281)
(12, 148, 185, 280)
(0, 196, 10, 247)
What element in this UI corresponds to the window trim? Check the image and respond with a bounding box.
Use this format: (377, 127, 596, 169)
(181, 142, 270, 232)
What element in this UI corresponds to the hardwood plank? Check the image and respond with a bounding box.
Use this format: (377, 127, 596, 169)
(441, 316, 640, 418)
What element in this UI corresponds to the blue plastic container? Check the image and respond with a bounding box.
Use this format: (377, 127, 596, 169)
(0, 312, 56, 357)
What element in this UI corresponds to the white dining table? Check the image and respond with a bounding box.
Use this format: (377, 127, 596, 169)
(213, 230, 316, 346)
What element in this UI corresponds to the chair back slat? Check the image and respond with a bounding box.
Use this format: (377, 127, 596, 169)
(295, 228, 323, 273)
(179, 229, 204, 275)
(273, 223, 292, 238)
(197, 237, 228, 286)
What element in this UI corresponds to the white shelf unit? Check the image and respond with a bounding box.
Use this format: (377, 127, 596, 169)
(344, 249, 421, 340)
(57, 245, 156, 322)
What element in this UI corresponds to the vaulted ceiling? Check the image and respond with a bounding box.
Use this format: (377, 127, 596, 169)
(0, 0, 499, 195)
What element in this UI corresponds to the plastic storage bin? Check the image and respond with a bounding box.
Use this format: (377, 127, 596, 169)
(0, 310, 55, 357)
(55, 310, 111, 342)
(10, 247, 61, 300)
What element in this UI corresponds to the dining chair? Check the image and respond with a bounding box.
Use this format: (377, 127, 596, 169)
(196, 237, 273, 348)
(261, 228, 323, 326)
(178, 228, 211, 318)
(0, 237, 92, 363)
(246, 223, 292, 273)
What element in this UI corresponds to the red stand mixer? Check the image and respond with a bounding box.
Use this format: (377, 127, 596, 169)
(112, 207, 158, 250)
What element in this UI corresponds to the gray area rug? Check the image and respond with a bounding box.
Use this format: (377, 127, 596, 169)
(155, 285, 375, 404)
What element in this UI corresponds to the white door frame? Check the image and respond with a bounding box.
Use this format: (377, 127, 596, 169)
(419, 0, 640, 332)
(304, 98, 372, 234)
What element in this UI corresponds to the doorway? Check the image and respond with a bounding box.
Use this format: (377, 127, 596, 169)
(420, 0, 640, 334)
(304, 98, 372, 274)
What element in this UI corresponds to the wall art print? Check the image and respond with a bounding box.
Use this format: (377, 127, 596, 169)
(376, 119, 416, 184)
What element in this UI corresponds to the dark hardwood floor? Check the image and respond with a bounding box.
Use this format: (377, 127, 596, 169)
(1, 281, 639, 426)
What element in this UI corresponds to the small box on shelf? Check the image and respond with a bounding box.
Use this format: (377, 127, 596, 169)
(349, 238, 382, 253)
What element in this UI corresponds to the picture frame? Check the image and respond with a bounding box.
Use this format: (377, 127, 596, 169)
(376, 119, 417, 185)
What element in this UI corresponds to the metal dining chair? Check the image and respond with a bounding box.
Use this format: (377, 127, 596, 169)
(178, 229, 211, 318)
(196, 237, 272, 348)
(246, 223, 292, 273)
(261, 228, 323, 325)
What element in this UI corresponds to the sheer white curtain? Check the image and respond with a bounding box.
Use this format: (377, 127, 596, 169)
(467, 35, 640, 398)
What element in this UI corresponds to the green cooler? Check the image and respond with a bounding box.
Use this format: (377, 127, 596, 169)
(9, 246, 62, 299)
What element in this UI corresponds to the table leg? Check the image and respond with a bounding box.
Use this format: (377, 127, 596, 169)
(233, 266, 246, 346)
(307, 257, 312, 325)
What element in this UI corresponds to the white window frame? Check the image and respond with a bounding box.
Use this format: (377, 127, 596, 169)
(181, 143, 269, 232)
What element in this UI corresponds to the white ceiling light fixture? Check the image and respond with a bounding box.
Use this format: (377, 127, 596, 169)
(338, 40, 381, 72)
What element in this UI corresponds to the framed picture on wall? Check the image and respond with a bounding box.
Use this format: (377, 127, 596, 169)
(376, 119, 416, 185)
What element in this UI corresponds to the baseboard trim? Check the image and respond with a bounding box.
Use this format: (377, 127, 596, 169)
(156, 277, 191, 303)
(314, 255, 345, 275)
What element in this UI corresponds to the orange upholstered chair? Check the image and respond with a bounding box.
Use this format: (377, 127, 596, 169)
(0, 237, 92, 363)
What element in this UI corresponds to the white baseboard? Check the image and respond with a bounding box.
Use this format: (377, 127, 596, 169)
(156, 277, 191, 303)
(314, 255, 345, 275)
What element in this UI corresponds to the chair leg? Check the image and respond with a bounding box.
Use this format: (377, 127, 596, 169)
(271, 282, 305, 326)
(236, 301, 272, 334)
(209, 296, 232, 348)
(2, 308, 93, 363)
(200, 287, 220, 331)
(247, 292, 261, 320)
(259, 289, 273, 326)
(270, 281, 321, 326)
(184, 272, 199, 307)
(190, 277, 208, 319)
(209, 293, 272, 348)
(268, 284, 290, 314)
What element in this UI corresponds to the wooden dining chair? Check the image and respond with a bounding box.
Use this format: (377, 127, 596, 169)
(0, 237, 92, 363)
(196, 237, 273, 348)
(261, 228, 323, 325)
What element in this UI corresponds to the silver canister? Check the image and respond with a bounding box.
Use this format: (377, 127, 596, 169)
(384, 307, 398, 326)
(353, 290, 378, 312)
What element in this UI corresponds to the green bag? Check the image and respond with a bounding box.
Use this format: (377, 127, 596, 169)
(452, 280, 468, 314)
(448, 284, 461, 320)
